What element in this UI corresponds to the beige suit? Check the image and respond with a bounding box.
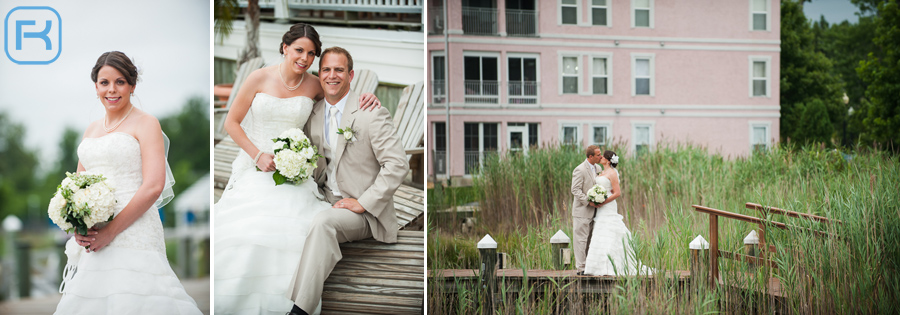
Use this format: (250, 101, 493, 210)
(290, 90, 408, 312)
(571, 159, 598, 272)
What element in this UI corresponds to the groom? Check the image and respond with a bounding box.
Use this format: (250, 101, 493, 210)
(288, 46, 408, 315)
(571, 145, 602, 275)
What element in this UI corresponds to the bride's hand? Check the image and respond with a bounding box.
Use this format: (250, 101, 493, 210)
(358, 93, 381, 111)
(74, 230, 98, 249)
(86, 226, 117, 252)
(256, 153, 276, 172)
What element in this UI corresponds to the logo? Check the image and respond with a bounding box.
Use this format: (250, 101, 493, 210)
(4, 6, 61, 65)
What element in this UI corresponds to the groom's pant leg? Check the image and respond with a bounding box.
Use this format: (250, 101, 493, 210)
(573, 217, 594, 271)
(289, 208, 373, 312)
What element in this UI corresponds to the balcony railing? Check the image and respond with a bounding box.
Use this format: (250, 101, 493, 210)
(286, 0, 423, 13)
(433, 150, 447, 175)
(238, 0, 423, 27)
(462, 6, 498, 35)
(464, 80, 499, 104)
(508, 81, 539, 104)
(428, 5, 444, 35)
(506, 9, 538, 37)
(431, 80, 446, 104)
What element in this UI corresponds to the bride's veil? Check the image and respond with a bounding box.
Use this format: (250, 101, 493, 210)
(155, 131, 176, 209)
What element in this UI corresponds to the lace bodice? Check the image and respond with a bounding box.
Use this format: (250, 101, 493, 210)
(245, 93, 314, 155)
(77, 133, 164, 254)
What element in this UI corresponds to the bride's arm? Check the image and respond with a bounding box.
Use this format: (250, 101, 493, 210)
(224, 69, 276, 172)
(87, 114, 167, 252)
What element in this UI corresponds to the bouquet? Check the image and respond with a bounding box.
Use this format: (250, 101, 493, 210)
(48, 172, 117, 236)
(587, 184, 609, 205)
(270, 128, 321, 185)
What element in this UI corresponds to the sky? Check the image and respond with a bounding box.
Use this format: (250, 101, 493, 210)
(804, 0, 863, 24)
(0, 0, 210, 169)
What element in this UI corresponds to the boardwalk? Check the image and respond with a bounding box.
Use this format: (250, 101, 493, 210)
(0, 277, 210, 315)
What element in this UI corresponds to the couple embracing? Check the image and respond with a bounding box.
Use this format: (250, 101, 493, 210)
(215, 23, 407, 315)
(571, 145, 651, 276)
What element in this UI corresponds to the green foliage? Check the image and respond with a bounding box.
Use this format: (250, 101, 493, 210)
(213, 0, 240, 43)
(0, 113, 40, 220)
(796, 99, 834, 145)
(158, 96, 210, 226)
(857, 0, 900, 151)
(780, 0, 845, 145)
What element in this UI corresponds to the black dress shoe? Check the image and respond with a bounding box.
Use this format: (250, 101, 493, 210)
(286, 305, 309, 315)
(576, 270, 585, 275)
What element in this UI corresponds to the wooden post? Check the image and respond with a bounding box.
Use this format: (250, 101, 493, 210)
(744, 230, 759, 271)
(709, 214, 719, 283)
(15, 242, 31, 298)
(550, 230, 570, 270)
(477, 234, 497, 312)
(689, 235, 709, 280)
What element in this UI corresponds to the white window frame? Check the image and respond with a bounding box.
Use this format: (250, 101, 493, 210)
(631, 53, 655, 96)
(590, 122, 613, 146)
(431, 51, 446, 104)
(463, 51, 502, 104)
(749, 0, 770, 31)
(559, 0, 580, 25)
(749, 121, 772, 154)
(631, 0, 654, 28)
(559, 122, 583, 145)
(463, 122, 500, 176)
(559, 54, 582, 95)
(631, 121, 655, 157)
(506, 122, 540, 154)
(590, 0, 612, 27)
(590, 53, 613, 95)
(748, 55, 771, 98)
(507, 53, 541, 104)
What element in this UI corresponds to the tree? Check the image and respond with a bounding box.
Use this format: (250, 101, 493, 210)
(856, 0, 900, 151)
(0, 112, 39, 220)
(214, 0, 240, 44)
(158, 97, 210, 226)
(214, 0, 260, 68)
(796, 99, 834, 145)
(780, 0, 845, 145)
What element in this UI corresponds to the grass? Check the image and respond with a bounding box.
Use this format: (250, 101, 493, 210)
(427, 142, 900, 313)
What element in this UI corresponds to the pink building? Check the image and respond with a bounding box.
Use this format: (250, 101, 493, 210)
(428, 0, 780, 182)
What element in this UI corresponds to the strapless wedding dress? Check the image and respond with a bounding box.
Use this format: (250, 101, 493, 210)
(54, 132, 201, 314)
(214, 93, 329, 314)
(583, 174, 652, 276)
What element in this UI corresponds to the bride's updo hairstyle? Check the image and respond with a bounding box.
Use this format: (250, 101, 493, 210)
(603, 150, 618, 168)
(91, 51, 139, 86)
(280, 23, 322, 57)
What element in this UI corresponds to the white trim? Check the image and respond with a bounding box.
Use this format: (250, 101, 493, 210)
(506, 122, 540, 153)
(430, 33, 781, 45)
(590, 0, 612, 27)
(589, 53, 613, 95)
(558, 122, 583, 145)
(748, 120, 772, 153)
(632, 0, 654, 29)
(559, 54, 582, 95)
(462, 51, 502, 104)
(749, 0, 770, 32)
(437, 102, 781, 111)
(431, 51, 446, 103)
(559, 0, 580, 25)
(590, 121, 614, 146)
(434, 109, 781, 118)
(748, 55, 772, 98)
(507, 52, 541, 104)
(631, 53, 655, 96)
(631, 121, 655, 156)
(435, 37, 781, 52)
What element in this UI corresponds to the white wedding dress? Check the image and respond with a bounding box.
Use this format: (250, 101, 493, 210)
(583, 173, 652, 276)
(214, 93, 329, 315)
(55, 132, 201, 314)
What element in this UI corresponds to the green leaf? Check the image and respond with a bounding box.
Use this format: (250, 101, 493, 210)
(273, 172, 287, 186)
(77, 225, 87, 236)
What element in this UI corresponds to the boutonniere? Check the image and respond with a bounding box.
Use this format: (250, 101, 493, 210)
(336, 127, 356, 143)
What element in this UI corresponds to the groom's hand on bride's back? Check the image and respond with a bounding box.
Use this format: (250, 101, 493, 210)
(333, 198, 365, 214)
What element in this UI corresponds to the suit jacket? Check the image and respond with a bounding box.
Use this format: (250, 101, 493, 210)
(570, 159, 598, 219)
(304, 90, 408, 243)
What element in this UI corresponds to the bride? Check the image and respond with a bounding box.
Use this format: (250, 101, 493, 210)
(56, 51, 201, 314)
(214, 23, 378, 314)
(584, 150, 652, 276)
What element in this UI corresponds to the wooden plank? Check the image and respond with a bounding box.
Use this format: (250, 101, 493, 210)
(321, 301, 421, 315)
(334, 261, 424, 275)
(321, 292, 421, 309)
(324, 283, 422, 297)
(329, 269, 424, 282)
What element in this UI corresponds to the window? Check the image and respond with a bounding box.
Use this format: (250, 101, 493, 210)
(433, 122, 447, 174)
(751, 0, 768, 31)
(508, 55, 539, 104)
(432, 53, 446, 104)
(561, 55, 580, 94)
(464, 53, 500, 103)
(591, 0, 610, 26)
(591, 56, 611, 95)
(632, 122, 653, 158)
(560, 123, 581, 145)
(633, 0, 652, 28)
(560, 0, 578, 25)
(463, 122, 499, 174)
(632, 54, 654, 96)
(749, 56, 771, 97)
(507, 122, 540, 154)
(591, 124, 611, 146)
(749, 122, 771, 154)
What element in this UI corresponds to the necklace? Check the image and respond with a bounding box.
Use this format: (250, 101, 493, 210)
(278, 63, 305, 91)
(104, 105, 134, 133)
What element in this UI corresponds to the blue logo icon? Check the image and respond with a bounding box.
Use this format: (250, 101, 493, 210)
(5, 6, 61, 65)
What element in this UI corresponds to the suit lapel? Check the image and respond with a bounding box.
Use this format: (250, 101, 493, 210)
(333, 91, 358, 174)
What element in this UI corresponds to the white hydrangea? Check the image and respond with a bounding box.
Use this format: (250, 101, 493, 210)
(587, 184, 609, 204)
(279, 128, 308, 144)
(61, 177, 79, 192)
(48, 191, 72, 230)
(274, 150, 303, 178)
(273, 140, 287, 151)
(300, 147, 315, 160)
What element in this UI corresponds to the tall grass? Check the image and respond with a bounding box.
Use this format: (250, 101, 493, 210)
(428, 142, 900, 313)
